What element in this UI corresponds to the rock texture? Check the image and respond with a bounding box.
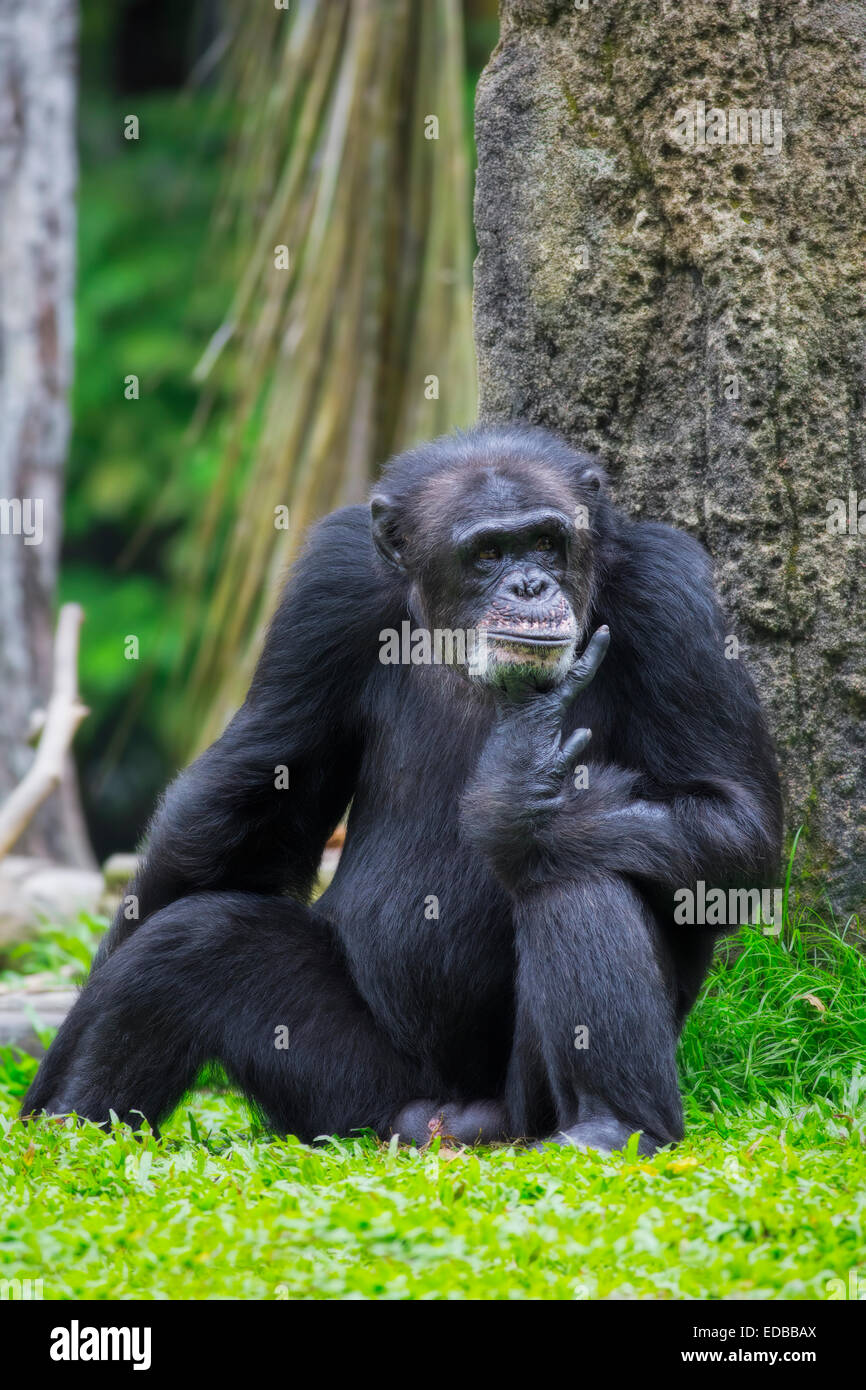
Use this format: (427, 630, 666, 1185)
(0, 982, 76, 1054)
(0, 855, 102, 950)
(474, 0, 866, 912)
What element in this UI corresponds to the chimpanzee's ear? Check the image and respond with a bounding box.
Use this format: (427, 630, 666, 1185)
(370, 494, 407, 571)
(577, 460, 607, 495)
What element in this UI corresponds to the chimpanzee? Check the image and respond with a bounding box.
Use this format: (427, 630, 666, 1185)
(23, 424, 782, 1154)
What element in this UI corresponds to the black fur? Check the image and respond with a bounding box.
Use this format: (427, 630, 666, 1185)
(23, 425, 783, 1153)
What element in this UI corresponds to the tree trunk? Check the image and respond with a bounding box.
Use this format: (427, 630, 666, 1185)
(474, 0, 866, 915)
(0, 0, 92, 866)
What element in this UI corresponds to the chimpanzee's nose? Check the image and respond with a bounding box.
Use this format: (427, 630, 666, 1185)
(510, 572, 549, 599)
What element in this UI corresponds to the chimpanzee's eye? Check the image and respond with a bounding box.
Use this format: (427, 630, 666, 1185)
(536, 536, 554, 551)
(476, 544, 501, 562)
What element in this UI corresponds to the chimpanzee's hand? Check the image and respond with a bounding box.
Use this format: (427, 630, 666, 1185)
(461, 626, 610, 857)
(489, 623, 610, 805)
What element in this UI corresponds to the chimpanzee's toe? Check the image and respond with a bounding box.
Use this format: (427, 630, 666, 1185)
(391, 1098, 510, 1146)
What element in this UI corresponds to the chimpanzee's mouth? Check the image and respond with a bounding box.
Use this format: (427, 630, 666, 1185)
(479, 621, 578, 676)
(483, 609, 578, 648)
(471, 599, 579, 681)
(485, 627, 574, 647)
(472, 621, 578, 685)
(479, 594, 577, 651)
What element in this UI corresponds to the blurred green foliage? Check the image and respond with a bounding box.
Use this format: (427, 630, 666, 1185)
(64, 89, 234, 855)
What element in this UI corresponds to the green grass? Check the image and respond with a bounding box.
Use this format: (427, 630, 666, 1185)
(1, 902, 864, 1301)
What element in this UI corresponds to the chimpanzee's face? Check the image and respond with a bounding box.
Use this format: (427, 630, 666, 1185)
(371, 458, 597, 691)
(446, 501, 581, 689)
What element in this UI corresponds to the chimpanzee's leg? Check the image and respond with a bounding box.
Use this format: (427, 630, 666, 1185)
(22, 891, 432, 1140)
(506, 874, 684, 1154)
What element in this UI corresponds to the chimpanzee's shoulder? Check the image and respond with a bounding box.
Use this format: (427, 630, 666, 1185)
(300, 505, 377, 577)
(276, 504, 401, 634)
(623, 519, 712, 583)
(604, 519, 720, 634)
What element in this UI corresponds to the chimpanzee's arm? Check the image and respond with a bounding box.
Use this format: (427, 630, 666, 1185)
(94, 507, 381, 968)
(462, 525, 783, 900)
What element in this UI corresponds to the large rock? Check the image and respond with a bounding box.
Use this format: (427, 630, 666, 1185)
(0, 855, 103, 949)
(0, 984, 76, 1054)
(474, 0, 866, 912)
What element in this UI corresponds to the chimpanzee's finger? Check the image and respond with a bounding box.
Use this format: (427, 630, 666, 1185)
(560, 727, 592, 771)
(559, 625, 610, 710)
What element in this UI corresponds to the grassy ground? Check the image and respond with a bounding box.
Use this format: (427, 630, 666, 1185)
(0, 905, 864, 1301)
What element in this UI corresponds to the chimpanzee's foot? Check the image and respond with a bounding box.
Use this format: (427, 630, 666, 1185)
(537, 1119, 663, 1157)
(390, 1098, 510, 1146)
(528, 1092, 669, 1156)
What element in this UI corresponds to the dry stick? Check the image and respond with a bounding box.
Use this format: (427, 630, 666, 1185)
(0, 603, 89, 860)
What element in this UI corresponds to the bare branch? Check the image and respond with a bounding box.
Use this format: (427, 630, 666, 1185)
(0, 604, 89, 860)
